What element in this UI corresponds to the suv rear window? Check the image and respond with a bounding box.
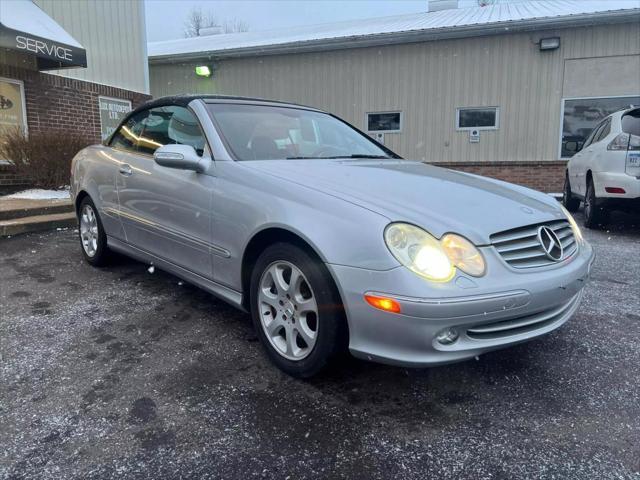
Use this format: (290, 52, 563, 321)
(622, 109, 640, 137)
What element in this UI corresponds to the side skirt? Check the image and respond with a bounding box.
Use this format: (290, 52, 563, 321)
(107, 236, 247, 312)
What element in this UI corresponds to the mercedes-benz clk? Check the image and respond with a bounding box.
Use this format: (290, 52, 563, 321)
(71, 95, 595, 377)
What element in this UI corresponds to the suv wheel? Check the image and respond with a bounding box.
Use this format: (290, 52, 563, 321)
(78, 197, 111, 266)
(250, 242, 346, 378)
(562, 173, 580, 212)
(583, 178, 609, 229)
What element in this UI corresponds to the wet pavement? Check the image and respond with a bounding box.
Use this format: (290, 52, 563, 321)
(1, 209, 639, 479)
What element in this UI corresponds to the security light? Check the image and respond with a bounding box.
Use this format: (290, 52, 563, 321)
(195, 65, 212, 77)
(539, 37, 560, 51)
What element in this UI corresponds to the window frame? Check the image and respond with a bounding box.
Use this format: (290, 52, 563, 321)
(108, 103, 209, 158)
(365, 110, 403, 134)
(0, 76, 28, 136)
(558, 94, 640, 159)
(455, 106, 499, 131)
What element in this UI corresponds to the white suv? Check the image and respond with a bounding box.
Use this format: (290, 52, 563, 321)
(563, 107, 640, 228)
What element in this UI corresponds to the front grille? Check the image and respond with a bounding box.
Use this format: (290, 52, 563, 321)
(466, 292, 580, 340)
(490, 219, 577, 269)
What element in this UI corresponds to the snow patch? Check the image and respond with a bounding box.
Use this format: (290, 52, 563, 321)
(4, 188, 71, 200)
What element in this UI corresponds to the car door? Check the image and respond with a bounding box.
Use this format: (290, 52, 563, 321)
(573, 120, 604, 196)
(589, 117, 612, 176)
(115, 104, 214, 279)
(103, 110, 150, 240)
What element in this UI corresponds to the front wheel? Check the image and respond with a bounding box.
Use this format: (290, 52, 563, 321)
(583, 178, 609, 229)
(250, 242, 346, 378)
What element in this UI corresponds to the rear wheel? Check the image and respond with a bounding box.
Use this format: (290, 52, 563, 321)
(250, 242, 346, 378)
(562, 173, 580, 212)
(78, 197, 111, 266)
(583, 177, 609, 229)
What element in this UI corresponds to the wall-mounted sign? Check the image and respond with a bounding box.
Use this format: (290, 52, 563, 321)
(0, 5, 87, 70)
(368, 132, 385, 145)
(99, 96, 132, 141)
(469, 129, 480, 143)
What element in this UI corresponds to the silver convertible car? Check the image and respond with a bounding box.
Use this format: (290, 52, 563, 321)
(71, 95, 595, 377)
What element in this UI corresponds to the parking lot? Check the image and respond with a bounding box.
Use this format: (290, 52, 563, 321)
(1, 209, 639, 479)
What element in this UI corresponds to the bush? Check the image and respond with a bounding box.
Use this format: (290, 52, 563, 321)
(0, 128, 93, 189)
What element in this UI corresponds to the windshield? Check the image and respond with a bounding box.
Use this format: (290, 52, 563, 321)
(206, 103, 396, 161)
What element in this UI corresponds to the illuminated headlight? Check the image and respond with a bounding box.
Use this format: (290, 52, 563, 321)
(384, 223, 486, 282)
(560, 205, 583, 245)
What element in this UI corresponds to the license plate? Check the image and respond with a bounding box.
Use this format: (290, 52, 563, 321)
(627, 153, 640, 167)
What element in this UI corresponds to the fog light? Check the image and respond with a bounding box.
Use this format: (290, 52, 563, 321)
(436, 328, 459, 345)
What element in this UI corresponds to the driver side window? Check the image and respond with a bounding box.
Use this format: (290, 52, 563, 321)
(137, 105, 206, 156)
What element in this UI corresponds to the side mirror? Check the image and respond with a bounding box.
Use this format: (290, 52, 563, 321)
(564, 141, 580, 153)
(154, 144, 204, 172)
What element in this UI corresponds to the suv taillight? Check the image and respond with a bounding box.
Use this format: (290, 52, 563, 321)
(608, 133, 640, 151)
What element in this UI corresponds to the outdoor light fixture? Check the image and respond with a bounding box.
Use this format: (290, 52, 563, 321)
(539, 37, 560, 51)
(195, 65, 212, 77)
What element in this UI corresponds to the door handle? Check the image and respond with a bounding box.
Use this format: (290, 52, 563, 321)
(119, 164, 133, 176)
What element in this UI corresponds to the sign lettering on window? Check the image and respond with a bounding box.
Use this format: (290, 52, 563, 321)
(99, 96, 132, 141)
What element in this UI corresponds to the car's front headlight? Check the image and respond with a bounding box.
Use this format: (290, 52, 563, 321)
(559, 205, 583, 245)
(384, 223, 485, 282)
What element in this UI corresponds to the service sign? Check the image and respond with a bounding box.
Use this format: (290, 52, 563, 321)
(0, 25, 87, 69)
(99, 97, 132, 141)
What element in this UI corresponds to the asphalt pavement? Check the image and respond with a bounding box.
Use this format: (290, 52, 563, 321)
(1, 209, 639, 479)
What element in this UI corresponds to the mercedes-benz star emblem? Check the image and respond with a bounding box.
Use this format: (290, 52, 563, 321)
(537, 226, 563, 261)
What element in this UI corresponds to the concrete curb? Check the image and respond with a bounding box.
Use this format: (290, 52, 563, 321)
(0, 212, 77, 237)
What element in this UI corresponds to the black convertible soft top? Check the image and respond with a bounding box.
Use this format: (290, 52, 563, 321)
(105, 94, 321, 146)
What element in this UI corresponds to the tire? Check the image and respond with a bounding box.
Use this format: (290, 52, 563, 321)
(249, 242, 346, 378)
(583, 177, 609, 229)
(562, 173, 580, 212)
(78, 196, 111, 266)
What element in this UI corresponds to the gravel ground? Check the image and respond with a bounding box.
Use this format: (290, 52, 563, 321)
(1, 209, 639, 479)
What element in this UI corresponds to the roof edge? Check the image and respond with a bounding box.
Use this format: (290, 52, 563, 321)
(149, 9, 640, 64)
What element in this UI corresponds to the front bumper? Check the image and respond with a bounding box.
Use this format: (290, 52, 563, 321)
(328, 240, 595, 367)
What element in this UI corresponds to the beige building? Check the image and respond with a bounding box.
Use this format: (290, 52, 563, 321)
(148, 0, 640, 192)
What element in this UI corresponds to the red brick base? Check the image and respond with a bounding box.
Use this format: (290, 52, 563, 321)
(431, 161, 568, 193)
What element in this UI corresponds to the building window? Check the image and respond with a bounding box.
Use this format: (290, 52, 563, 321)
(366, 111, 402, 133)
(456, 107, 499, 131)
(0, 77, 27, 134)
(560, 95, 640, 158)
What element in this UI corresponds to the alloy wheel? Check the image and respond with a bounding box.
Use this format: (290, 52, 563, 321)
(258, 261, 318, 361)
(80, 204, 99, 257)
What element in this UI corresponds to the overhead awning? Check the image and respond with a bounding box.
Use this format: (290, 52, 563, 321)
(0, 0, 87, 70)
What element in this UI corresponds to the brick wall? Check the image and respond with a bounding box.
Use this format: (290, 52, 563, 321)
(431, 161, 568, 193)
(0, 64, 150, 142)
(0, 64, 150, 193)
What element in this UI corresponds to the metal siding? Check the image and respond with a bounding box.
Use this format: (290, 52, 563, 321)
(150, 22, 640, 162)
(34, 0, 149, 93)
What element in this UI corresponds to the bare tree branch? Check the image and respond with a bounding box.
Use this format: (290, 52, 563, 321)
(183, 6, 249, 37)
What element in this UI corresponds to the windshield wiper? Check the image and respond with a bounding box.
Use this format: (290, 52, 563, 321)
(285, 154, 392, 160)
(323, 154, 391, 159)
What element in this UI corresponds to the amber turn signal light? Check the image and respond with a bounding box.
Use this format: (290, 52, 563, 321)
(364, 294, 401, 314)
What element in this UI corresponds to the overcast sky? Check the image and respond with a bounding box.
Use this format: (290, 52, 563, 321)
(145, 0, 483, 42)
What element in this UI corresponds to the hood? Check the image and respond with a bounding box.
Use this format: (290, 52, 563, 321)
(242, 159, 565, 245)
